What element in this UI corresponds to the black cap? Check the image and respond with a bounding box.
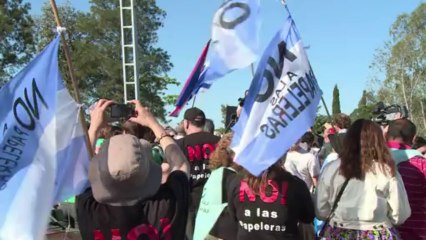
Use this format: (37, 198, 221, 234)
(184, 107, 206, 125)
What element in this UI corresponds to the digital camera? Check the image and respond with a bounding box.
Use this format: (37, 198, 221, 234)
(371, 102, 408, 126)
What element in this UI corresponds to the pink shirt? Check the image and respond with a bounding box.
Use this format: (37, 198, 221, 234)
(388, 141, 426, 239)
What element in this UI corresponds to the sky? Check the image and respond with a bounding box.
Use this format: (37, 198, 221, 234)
(28, 0, 423, 128)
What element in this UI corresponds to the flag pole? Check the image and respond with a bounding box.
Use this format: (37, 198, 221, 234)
(49, 0, 94, 158)
(191, 94, 197, 107)
(280, 0, 333, 125)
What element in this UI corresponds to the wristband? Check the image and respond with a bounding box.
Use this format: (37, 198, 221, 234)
(155, 132, 172, 143)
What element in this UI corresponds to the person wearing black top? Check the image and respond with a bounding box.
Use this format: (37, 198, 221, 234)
(176, 107, 220, 240)
(77, 99, 190, 240)
(194, 133, 239, 240)
(227, 162, 315, 240)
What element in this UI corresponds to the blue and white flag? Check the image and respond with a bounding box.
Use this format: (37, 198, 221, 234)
(199, 0, 261, 90)
(231, 14, 322, 176)
(0, 36, 89, 239)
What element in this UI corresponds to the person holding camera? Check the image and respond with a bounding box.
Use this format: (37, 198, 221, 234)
(76, 99, 190, 240)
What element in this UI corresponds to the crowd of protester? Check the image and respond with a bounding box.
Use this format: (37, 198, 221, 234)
(51, 97, 426, 240)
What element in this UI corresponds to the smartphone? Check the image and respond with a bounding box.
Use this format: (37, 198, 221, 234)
(109, 104, 134, 120)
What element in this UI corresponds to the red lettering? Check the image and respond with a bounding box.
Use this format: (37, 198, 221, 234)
(127, 224, 159, 240)
(238, 180, 289, 205)
(239, 180, 256, 202)
(94, 230, 106, 240)
(281, 181, 288, 204)
(160, 218, 172, 240)
(202, 143, 216, 159)
(259, 180, 279, 203)
(94, 229, 121, 240)
(187, 145, 201, 161)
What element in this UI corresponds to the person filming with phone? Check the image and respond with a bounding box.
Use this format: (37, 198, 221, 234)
(76, 99, 190, 240)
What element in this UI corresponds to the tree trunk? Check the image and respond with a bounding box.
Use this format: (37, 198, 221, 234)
(400, 63, 412, 118)
(420, 100, 426, 133)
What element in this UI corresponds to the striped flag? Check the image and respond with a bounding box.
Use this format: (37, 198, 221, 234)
(169, 41, 210, 117)
(0, 36, 89, 239)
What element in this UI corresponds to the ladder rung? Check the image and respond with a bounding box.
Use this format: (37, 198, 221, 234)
(123, 44, 133, 48)
(125, 82, 135, 84)
(122, 7, 132, 10)
(123, 26, 132, 29)
(124, 63, 134, 66)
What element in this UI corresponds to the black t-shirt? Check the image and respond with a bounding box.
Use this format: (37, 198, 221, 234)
(176, 132, 220, 210)
(227, 172, 314, 240)
(76, 171, 189, 240)
(209, 168, 238, 240)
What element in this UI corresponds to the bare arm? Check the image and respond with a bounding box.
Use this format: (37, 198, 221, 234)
(129, 100, 190, 177)
(87, 99, 114, 151)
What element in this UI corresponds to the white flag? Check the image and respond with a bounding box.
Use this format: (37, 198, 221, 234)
(0, 36, 89, 239)
(202, 0, 261, 84)
(231, 15, 323, 175)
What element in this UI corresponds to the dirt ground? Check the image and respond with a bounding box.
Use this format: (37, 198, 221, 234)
(45, 230, 81, 240)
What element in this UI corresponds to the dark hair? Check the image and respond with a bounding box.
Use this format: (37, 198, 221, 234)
(301, 132, 315, 145)
(387, 119, 416, 145)
(413, 136, 426, 149)
(98, 125, 122, 139)
(204, 119, 215, 134)
(333, 113, 351, 129)
(122, 121, 155, 143)
(340, 119, 396, 180)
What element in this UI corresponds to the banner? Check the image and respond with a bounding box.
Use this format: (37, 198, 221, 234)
(195, 0, 261, 93)
(169, 41, 210, 117)
(231, 15, 322, 176)
(0, 36, 89, 239)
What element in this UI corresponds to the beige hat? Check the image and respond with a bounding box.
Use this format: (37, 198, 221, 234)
(89, 134, 161, 205)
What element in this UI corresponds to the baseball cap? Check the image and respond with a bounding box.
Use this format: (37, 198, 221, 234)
(89, 134, 161, 205)
(184, 107, 206, 125)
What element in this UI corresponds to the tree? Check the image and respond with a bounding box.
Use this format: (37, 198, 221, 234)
(332, 84, 341, 115)
(313, 114, 328, 135)
(358, 90, 367, 107)
(350, 90, 377, 121)
(34, 1, 85, 96)
(369, 3, 426, 133)
(0, 0, 36, 86)
(35, 0, 178, 120)
(221, 104, 227, 126)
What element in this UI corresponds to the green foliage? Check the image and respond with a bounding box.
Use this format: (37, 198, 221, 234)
(369, 3, 426, 133)
(35, 0, 178, 120)
(221, 104, 227, 126)
(313, 114, 328, 135)
(332, 84, 341, 115)
(351, 90, 377, 121)
(350, 104, 375, 121)
(215, 127, 227, 134)
(0, 0, 36, 85)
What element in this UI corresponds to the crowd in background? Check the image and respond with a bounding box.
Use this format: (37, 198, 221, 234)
(50, 98, 425, 240)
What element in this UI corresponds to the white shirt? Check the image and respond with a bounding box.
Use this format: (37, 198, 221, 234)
(284, 149, 320, 190)
(321, 152, 339, 172)
(315, 159, 411, 230)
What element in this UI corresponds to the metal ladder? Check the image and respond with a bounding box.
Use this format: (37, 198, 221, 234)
(119, 0, 140, 103)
